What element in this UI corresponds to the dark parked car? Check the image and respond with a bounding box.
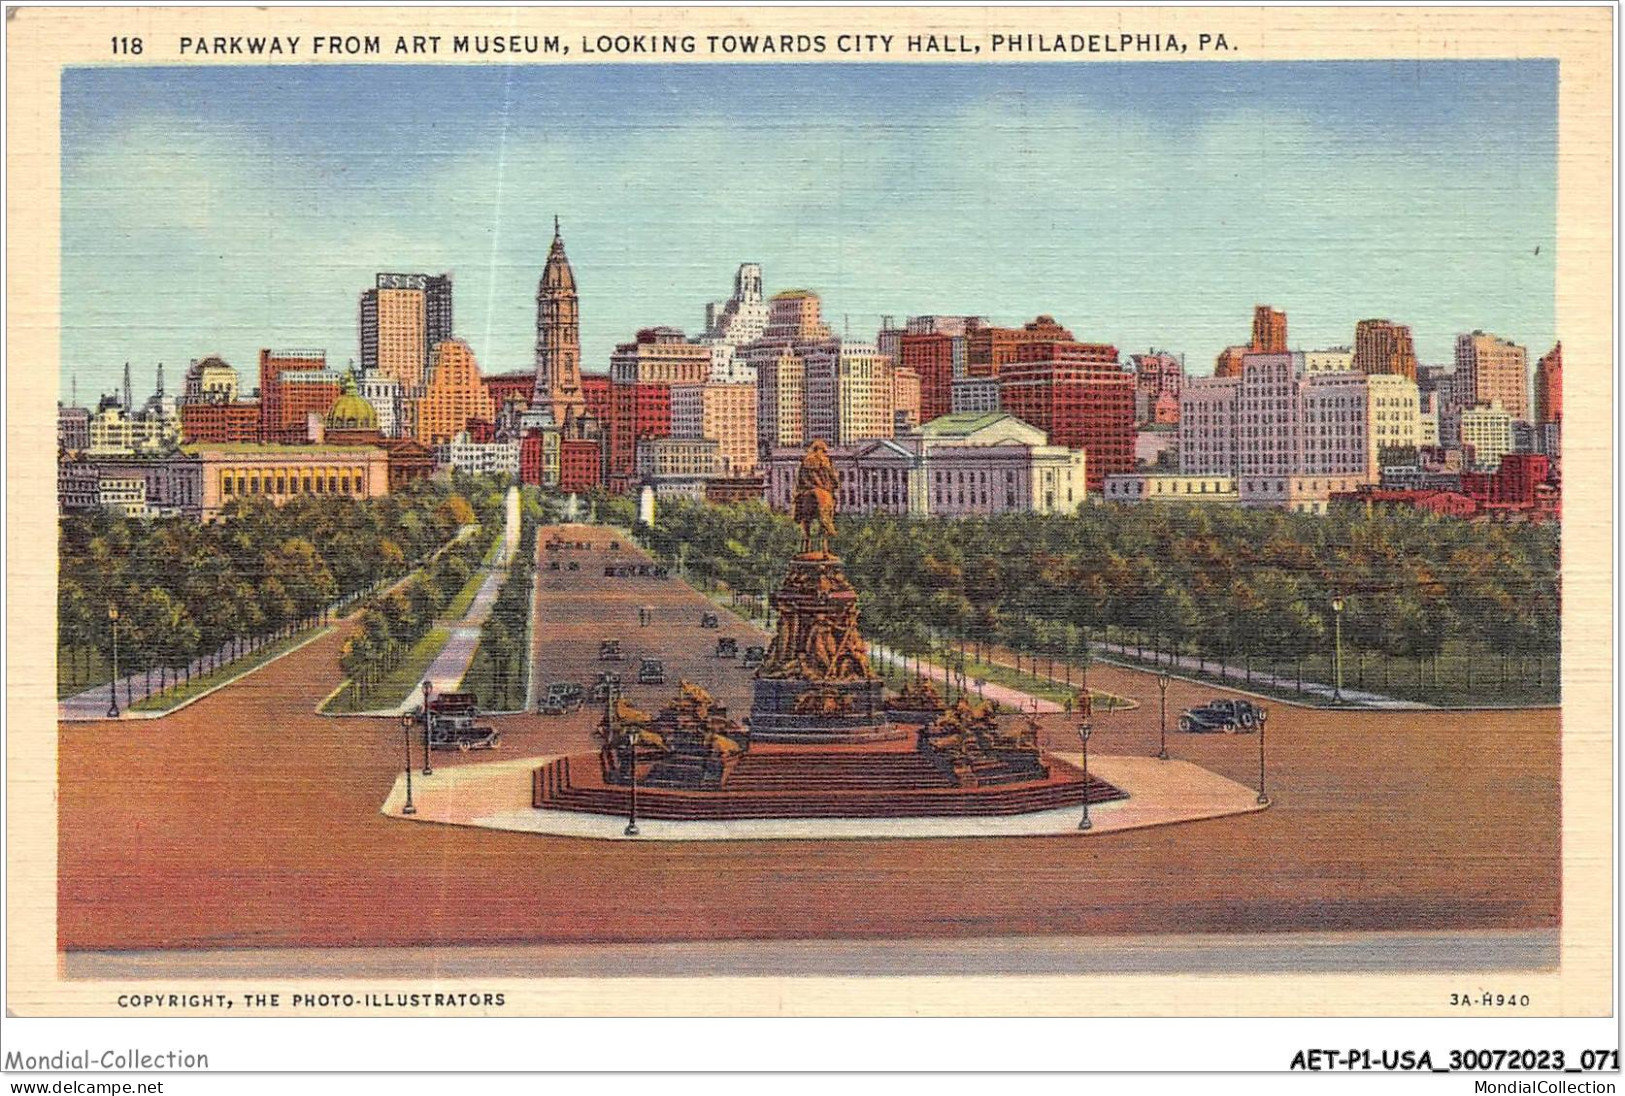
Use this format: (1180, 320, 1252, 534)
(424, 692, 501, 751)
(638, 658, 667, 685)
(567, 561, 580, 572)
(740, 645, 767, 670)
(539, 683, 584, 715)
(1178, 698, 1264, 734)
(715, 637, 739, 659)
(599, 639, 624, 661)
(700, 612, 719, 629)
(590, 671, 623, 702)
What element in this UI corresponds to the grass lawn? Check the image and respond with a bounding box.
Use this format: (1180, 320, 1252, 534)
(875, 652, 1133, 712)
(128, 630, 322, 713)
(442, 564, 491, 622)
(58, 648, 113, 699)
(323, 628, 450, 714)
(1096, 638, 1558, 708)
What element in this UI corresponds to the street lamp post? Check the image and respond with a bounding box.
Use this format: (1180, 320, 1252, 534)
(1156, 670, 1171, 761)
(1255, 709, 1270, 806)
(624, 721, 641, 837)
(420, 680, 434, 775)
(1329, 597, 1346, 704)
(1077, 722, 1094, 831)
(106, 604, 121, 718)
(399, 717, 417, 815)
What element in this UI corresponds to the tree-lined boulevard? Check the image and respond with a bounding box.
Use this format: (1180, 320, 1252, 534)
(57, 515, 1557, 961)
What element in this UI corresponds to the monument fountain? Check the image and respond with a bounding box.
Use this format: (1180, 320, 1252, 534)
(532, 442, 1126, 821)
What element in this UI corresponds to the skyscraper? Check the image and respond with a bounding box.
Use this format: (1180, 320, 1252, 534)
(1455, 331, 1529, 421)
(359, 273, 452, 391)
(1353, 319, 1419, 382)
(1214, 305, 1287, 378)
(1534, 342, 1562, 424)
(534, 217, 585, 425)
(1251, 306, 1288, 354)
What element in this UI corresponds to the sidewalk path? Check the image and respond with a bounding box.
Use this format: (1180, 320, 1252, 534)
(58, 525, 481, 723)
(869, 643, 1064, 713)
(351, 485, 519, 717)
(1085, 640, 1426, 710)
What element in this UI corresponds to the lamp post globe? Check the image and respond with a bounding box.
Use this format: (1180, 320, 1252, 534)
(1156, 670, 1171, 761)
(1329, 597, 1346, 704)
(399, 716, 417, 815)
(106, 604, 121, 719)
(1255, 708, 1270, 806)
(1077, 723, 1094, 831)
(420, 680, 434, 775)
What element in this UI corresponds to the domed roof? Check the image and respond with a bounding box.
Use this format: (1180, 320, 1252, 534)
(540, 216, 576, 294)
(325, 373, 378, 430)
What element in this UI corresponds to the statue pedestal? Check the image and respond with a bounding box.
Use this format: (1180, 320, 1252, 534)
(748, 678, 898, 743)
(750, 552, 893, 744)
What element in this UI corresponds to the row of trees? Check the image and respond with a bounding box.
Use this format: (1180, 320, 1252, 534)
(461, 489, 551, 711)
(631, 497, 1561, 702)
(59, 475, 500, 704)
(335, 519, 496, 707)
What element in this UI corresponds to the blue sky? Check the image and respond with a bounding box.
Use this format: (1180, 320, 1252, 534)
(62, 61, 1556, 403)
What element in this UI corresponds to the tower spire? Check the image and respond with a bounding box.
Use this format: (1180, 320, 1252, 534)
(155, 361, 164, 399)
(122, 363, 132, 410)
(553, 214, 561, 240)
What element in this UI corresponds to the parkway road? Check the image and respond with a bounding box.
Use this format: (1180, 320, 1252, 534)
(57, 524, 1559, 974)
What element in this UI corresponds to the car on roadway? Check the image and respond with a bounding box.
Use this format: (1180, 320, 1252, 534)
(590, 671, 623, 702)
(740, 645, 766, 670)
(1178, 698, 1264, 734)
(700, 612, 719, 629)
(715, 637, 739, 659)
(599, 639, 624, 661)
(638, 658, 667, 685)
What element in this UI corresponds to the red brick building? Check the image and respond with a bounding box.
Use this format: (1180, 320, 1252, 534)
(483, 370, 535, 412)
(180, 400, 261, 444)
(1534, 342, 1562, 425)
(900, 332, 956, 422)
(609, 381, 672, 490)
(1461, 453, 1553, 509)
(258, 349, 332, 443)
(964, 315, 1074, 379)
(998, 340, 1133, 492)
(519, 432, 545, 486)
(1215, 306, 1288, 378)
(559, 438, 604, 492)
(581, 373, 613, 421)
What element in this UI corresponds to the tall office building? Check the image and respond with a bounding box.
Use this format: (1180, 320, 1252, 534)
(1455, 331, 1530, 422)
(359, 273, 452, 390)
(998, 338, 1133, 491)
(1353, 318, 1419, 382)
(1534, 342, 1562, 425)
(1215, 305, 1288, 378)
(534, 218, 585, 425)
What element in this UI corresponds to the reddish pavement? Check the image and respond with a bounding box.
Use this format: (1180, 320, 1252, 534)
(58, 525, 1559, 953)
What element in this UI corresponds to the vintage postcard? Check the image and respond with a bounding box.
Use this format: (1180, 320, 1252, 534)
(3, 2, 1617, 1075)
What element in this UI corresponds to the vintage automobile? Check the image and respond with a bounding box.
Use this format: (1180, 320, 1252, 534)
(715, 637, 739, 659)
(1178, 698, 1264, 734)
(638, 658, 667, 685)
(740, 645, 767, 670)
(598, 639, 624, 661)
(539, 683, 584, 715)
(609, 541, 622, 551)
(567, 561, 580, 571)
(590, 671, 623, 702)
(424, 692, 501, 751)
(700, 612, 719, 629)
(548, 560, 561, 571)
(653, 566, 670, 580)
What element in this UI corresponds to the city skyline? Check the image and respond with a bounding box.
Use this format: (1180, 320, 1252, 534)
(63, 60, 1556, 400)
